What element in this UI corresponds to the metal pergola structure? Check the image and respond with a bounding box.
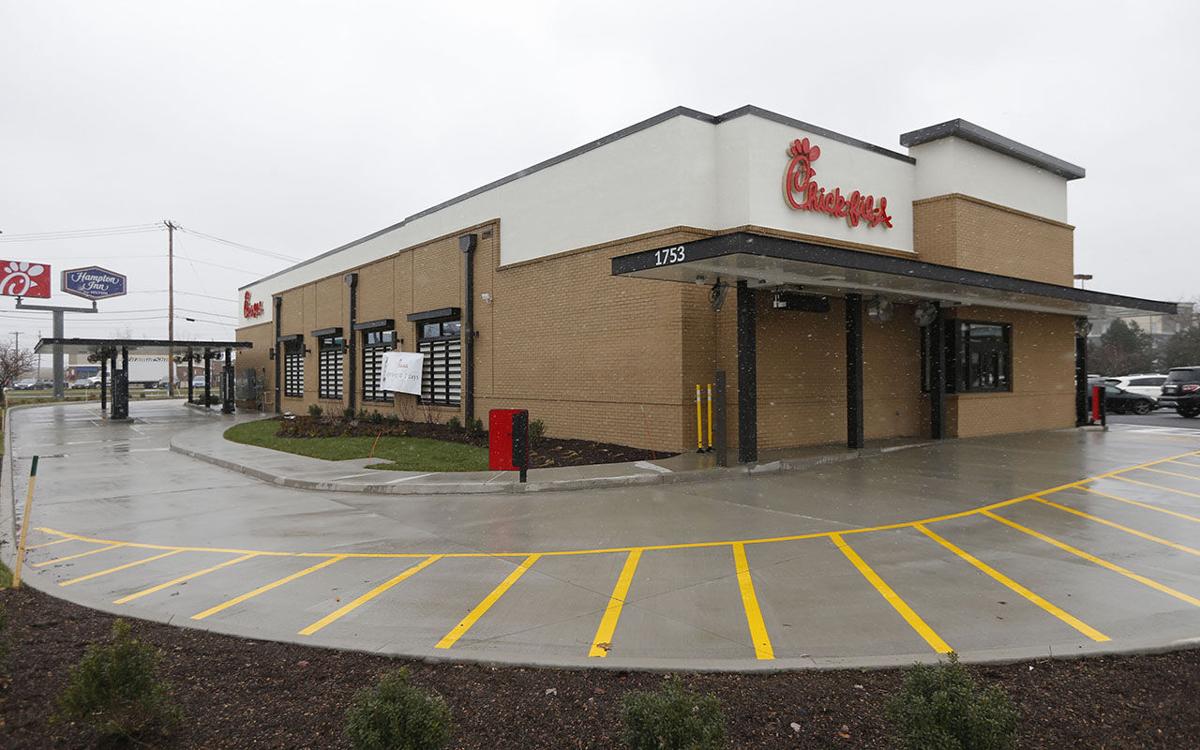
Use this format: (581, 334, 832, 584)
(33, 338, 252, 419)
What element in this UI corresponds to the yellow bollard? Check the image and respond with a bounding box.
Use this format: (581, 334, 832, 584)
(706, 384, 714, 452)
(695, 384, 703, 452)
(12, 455, 40, 588)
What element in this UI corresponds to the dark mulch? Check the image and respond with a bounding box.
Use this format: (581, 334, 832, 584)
(276, 416, 675, 469)
(2, 586, 1197, 748)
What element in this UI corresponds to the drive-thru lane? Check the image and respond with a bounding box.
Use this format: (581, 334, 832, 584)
(4, 402, 1200, 670)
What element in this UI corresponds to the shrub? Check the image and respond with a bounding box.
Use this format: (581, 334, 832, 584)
(621, 677, 726, 750)
(308, 404, 324, 418)
(468, 418, 484, 436)
(368, 410, 384, 425)
(528, 419, 545, 444)
(343, 406, 357, 421)
(345, 669, 452, 750)
(887, 653, 1017, 750)
(446, 416, 462, 432)
(56, 620, 179, 740)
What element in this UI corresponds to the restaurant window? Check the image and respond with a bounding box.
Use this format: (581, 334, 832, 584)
(418, 318, 461, 406)
(317, 333, 344, 400)
(947, 321, 1012, 393)
(283, 338, 305, 398)
(362, 328, 397, 403)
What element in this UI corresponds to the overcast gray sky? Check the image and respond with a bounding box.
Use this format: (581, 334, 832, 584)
(2, 0, 1197, 347)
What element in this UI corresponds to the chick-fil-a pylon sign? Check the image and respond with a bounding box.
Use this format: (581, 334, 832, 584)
(783, 138, 893, 229)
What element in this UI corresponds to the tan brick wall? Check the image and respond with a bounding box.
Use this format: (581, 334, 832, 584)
(944, 306, 1076, 438)
(914, 194, 1074, 286)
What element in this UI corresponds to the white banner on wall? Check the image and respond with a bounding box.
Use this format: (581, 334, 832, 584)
(379, 351, 424, 396)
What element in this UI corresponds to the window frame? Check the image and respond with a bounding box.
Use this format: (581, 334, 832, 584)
(282, 338, 305, 399)
(946, 320, 1013, 394)
(361, 327, 397, 403)
(417, 316, 462, 407)
(317, 333, 345, 400)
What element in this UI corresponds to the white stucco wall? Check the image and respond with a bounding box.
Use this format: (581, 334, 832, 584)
(908, 137, 1069, 222)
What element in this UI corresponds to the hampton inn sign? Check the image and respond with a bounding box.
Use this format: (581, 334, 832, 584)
(783, 137, 893, 229)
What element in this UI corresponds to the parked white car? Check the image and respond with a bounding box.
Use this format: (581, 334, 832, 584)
(1103, 374, 1168, 402)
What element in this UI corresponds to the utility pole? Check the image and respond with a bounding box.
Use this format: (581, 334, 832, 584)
(165, 220, 176, 396)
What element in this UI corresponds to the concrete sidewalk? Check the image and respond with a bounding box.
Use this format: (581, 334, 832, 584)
(168, 412, 929, 494)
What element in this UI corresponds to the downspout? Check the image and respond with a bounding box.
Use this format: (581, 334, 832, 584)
(345, 273, 358, 414)
(459, 233, 478, 426)
(273, 296, 282, 414)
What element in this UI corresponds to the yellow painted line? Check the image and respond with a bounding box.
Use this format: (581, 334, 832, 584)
(914, 524, 1108, 642)
(25, 537, 74, 551)
(59, 549, 185, 587)
(436, 554, 541, 650)
(191, 555, 348, 621)
(299, 555, 442, 636)
(982, 510, 1200, 607)
(1142, 466, 1200, 482)
(732, 542, 775, 660)
(1169, 458, 1200, 468)
(32, 542, 126, 568)
(1109, 475, 1200, 500)
(1032, 497, 1200, 556)
(1078, 486, 1200, 524)
(114, 553, 260, 605)
(832, 533, 951, 654)
(588, 549, 642, 658)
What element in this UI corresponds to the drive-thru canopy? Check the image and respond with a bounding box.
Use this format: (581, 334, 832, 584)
(33, 337, 252, 419)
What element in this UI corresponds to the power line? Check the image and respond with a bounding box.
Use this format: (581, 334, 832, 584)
(175, 254, 269, 275)
(0, 224, 164, 242)
(175, 226, 301, 262)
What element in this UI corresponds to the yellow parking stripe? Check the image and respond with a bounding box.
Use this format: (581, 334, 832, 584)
(1169, 458, 1200, 468)
(1109, 475, 1200, 499)
(32, 542, 126, 568)
(437, 554, 541, 650)
(192, 555, 348, 621)
(732, 542, 775, 660)
(25, 537, 74, 551)
(832, 534, 951, 654)
(1033, 497, 1200, 556)
(589, 549, 642, 658)
(299, 555, 442, 636)
(114, 553, 260, 605)
(914, 524, 1108, 642)
(59, 549, 184, 587)
(1142, 466, 1200, 482)
(1078, 486, 1200, 524)
(982, 511, 1200, 607)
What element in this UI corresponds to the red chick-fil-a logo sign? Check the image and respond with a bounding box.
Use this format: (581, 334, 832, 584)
(243, 291, 264, 319)
(783, 138, 893, 230)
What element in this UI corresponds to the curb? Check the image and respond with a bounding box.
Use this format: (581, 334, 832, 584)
(168, 425, 930, 495)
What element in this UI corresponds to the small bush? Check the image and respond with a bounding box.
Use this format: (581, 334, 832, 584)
(528, 419, 545, 444)
(56, 620, 179, 740)
(343, 406, 357, 421)
(308, 404, 324, 418)
(345, 669, 452, 750)
(621, 677, 726, 750)
(368, 410, 384, 425)
(887, 653, 1018, 750)
(446, 416, 462, 432)
(468, 418, 484, 436)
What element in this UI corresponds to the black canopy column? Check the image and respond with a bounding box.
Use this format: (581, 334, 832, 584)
(1075, 318, 1090, 426)
(222, 346, 235, 414)
(736, 280, 758, 464)
(187, 349, 194, 404)
(100, 356, 107, 412)
(930, 304, 946, 440)
(845, 293, 864, 450)
(203, 348, 212, 409)
(111, 347, 129, 420)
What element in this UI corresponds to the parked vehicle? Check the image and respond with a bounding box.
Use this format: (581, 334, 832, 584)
(69, 376, 99, 389)
(1102, 385, 1156, 415)
(11, 378, 38, 390)
(1159, 366, 1200, 418)
(1103, 373, 1168, 401)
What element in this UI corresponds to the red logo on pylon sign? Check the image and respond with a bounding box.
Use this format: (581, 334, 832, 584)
(243, 291, 264, 318)
(0, 260, 51, 298)
(783, 138, 893, 229)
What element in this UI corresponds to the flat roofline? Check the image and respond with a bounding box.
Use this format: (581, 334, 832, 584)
(611, 232, 1175, 316)
(240, 105, 915, 292)
(34, 338, 253, 355)
(899, 119, 1086, 180)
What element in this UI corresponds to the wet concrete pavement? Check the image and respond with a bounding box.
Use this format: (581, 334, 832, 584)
(4, 401, 1199, 670)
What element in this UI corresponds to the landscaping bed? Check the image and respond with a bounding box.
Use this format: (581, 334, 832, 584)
(229, 415, 674, 470)
(2, 583, 1199, 749)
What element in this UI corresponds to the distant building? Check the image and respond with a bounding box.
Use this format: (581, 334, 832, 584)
(1089, 303, 1197, 346)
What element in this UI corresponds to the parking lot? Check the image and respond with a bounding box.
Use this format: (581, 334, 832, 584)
(5, 402, 1200, 670)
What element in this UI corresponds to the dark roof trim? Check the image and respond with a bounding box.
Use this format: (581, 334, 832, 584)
(311, 326, 343, 338)
(276, 334, 303, 343)
(610, 232, 1176, 315)
(353, 318, 395, 331)
(899, 119, 1085, 180)
(34, 338, 251, 349)
(241, 106, 914, 292)
(406, 307, 461, 323)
